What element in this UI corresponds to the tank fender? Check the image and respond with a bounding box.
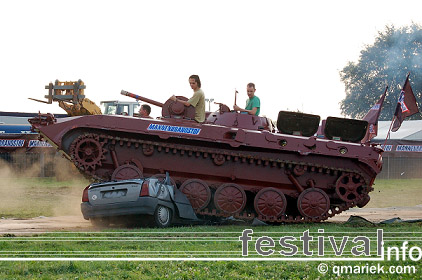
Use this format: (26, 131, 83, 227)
(172, 188, 198, 220)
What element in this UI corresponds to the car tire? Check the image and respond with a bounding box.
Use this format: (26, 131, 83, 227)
(154, 205, 172, 228)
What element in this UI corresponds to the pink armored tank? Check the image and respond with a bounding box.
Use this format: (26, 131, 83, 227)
(29, 90, 383, 223)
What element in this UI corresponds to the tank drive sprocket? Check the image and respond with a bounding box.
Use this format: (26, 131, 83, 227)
(70, 134, 107, 171)
(335, 172, 367, 203)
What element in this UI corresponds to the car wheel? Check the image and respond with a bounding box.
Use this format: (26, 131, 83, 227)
(90, 217, 110, 227)
(154, 205, 172, 228)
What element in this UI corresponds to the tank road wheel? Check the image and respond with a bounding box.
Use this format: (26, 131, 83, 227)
(335, 173, 366, 203)
(70, 134, 106, 171)
(254, 188, 287, 220)
(154, 205, 172, 228)
(111, 164, 143, 181)
(180, 179, 211, 210)
(214, 183, 246, 215)
(297, 188, 330, 219)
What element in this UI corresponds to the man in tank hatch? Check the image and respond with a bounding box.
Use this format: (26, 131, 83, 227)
(233, 83, 260, 116)
(170, 74, 206, 123)
(138, 104, 152, 118)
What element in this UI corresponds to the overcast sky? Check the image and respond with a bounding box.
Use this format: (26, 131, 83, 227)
(1, 0, 421, 120)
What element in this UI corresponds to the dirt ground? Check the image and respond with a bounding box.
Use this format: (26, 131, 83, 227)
(330, 205, 422, 223)
(1, 205, 421, 233)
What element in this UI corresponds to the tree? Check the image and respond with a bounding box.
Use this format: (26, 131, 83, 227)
(340, 23, 422, 120)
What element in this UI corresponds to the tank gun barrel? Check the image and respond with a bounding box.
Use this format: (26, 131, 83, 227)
(121, 90, 164, 107)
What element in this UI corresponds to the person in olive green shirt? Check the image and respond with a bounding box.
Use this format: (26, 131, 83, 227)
(170, 75, 205, 123)
(233, 83, 260, 116)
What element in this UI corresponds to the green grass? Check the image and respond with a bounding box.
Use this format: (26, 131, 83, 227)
(1, 223, 422, 279)
(367, 179, 422, 208)
(1, 178, 421, 279)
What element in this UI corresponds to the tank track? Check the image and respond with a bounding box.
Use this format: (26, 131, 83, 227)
(70, 132, 373, 223)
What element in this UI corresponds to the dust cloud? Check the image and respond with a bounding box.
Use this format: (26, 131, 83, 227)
(0, 153, 89, 219)
(0, 159, 25, 216)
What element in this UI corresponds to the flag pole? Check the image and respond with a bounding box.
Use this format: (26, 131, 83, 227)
(403, 72, 410, 88)
(363, 85, 388, 144)
(382, 115, 395, 149)
(382, 72, 411, 149)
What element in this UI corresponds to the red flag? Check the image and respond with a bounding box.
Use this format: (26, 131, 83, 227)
(361, 87, 387, 142)
(391, 74, 419, 132)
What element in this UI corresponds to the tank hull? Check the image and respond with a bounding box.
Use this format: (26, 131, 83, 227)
(31, 114, 383, 223)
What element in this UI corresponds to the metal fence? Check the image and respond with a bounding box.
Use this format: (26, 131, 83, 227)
(376, 156, 422, 179)
(0, 152, 62, 177)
